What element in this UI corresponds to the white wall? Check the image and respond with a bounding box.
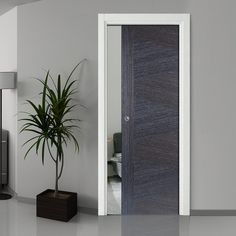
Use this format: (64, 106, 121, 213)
(16, 0, 236, 210)
(0, 7, 17, 192)
(107, 26, 121, 159)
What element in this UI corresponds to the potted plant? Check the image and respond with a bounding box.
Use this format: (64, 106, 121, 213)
(20, 61, 85, 221)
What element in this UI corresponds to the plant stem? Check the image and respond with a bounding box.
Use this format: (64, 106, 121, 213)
(54, 155, 59, 197)
(54, 134, 62, 197)
(58, 154, 64, 180)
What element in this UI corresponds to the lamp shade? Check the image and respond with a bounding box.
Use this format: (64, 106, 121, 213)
(0, 72, 16, 89)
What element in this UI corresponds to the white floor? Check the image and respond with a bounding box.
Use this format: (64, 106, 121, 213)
(1, 199, 236, 235)
(107, 177, 121, 214)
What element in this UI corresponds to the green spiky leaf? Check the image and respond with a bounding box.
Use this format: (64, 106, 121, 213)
(20, 60, 85, 184)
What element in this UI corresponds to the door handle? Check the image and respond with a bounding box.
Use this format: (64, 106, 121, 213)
(124, 115, 130, 122)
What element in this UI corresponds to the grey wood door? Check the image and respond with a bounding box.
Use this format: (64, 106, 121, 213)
(122, 25, 179, 214)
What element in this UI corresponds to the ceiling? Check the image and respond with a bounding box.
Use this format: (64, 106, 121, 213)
(0, 0, 40, 16)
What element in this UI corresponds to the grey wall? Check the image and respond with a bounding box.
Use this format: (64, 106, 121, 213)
(17, 0, 236, 210)
(187, 0, 236, 210)
(17, 0, 97, 208)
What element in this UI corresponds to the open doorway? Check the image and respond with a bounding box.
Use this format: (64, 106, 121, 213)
(107, 26, 122, 214)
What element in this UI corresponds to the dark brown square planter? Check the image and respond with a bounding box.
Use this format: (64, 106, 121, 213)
(37, 189, 77, 222)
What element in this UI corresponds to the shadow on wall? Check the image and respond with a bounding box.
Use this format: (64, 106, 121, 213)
(0, 0, 41, 16)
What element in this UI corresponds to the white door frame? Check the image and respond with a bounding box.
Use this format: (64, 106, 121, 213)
(98, 14, 190, 216)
